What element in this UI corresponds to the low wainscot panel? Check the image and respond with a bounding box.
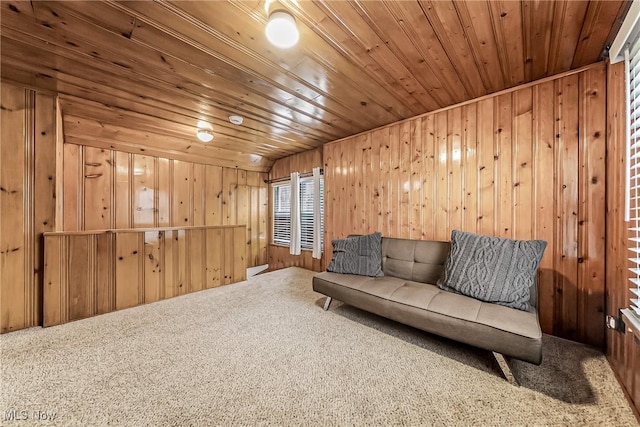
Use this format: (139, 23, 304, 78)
(43, 225, 246, 327)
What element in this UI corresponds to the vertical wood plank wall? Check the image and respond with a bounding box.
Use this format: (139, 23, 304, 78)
(606, 61, 640, 414)
(268, 148, 324, 271)
(0, 83, 56, 333)
(61, 145, 268, 268)
(43, 226, 246, 327)
(323, 63, 607, 348)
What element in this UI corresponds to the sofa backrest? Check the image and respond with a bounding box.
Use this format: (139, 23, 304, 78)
(380, 236, 539, 309)
(381, 237, 450, 285)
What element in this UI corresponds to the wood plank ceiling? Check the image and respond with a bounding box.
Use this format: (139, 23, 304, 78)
(0, 1, 629, 172)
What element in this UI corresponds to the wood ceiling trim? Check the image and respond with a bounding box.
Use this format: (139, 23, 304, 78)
(112, 1, 408, 129)
(452, 1, 505, 94)
(0, 42, 319, 153)
(63, 114, 272, 172)
(302, 0, 438, 113)
(58, 96, 308, 158)
(418, 0, 488, 100)
(17, 2, 349, 140)
(0, 41, 333, 152)
(379, 0, 470, 103)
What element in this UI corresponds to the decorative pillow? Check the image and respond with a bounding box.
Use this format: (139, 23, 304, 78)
(326, 232, 383, 277)
(437, 230, 547, 311)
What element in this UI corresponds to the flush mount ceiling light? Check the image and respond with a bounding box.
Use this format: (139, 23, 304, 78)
(229, 115, 244, 125)
(265, 10, 299, 49)
(196, 129, 214, 143)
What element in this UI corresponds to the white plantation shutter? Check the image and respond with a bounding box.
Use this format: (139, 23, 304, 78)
(273, 183, 291, 245)
(628, 37, 640, 318)
(272, 174, 324, 253)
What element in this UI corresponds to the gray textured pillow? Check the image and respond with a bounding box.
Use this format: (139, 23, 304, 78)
(327, 232, 383, 277)
(437, 230, 547, 311)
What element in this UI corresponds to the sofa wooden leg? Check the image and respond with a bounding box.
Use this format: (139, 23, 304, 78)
(323, 297, 332, 311)
(492, 352, 519, 386)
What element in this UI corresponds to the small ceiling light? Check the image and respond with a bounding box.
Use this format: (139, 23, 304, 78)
(196, 129, 214, 143)
(265, 10, 299, 49)
(229, 115, 244, 125)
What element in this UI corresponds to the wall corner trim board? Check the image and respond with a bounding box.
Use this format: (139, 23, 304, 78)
(43, 226, 246, 327)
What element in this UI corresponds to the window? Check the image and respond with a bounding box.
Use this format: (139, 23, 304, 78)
(272, 176, 324, 250)
(628, 37, 640, 318)
(273, 183, 291, 246)
(611, 3, 640, 320)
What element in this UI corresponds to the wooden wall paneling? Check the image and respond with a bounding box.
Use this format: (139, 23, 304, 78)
(250, 187, 260, 266)
(513, 88, 534, 240)
(96, 231, 114, 314)
(321, 64, 608, 347)
(258, 184, 268, 265)
(157, 157, 171, 227)
(223, 168, 238, 226)
(144, 231, 162, 303)
(42, 225, 246, 327)
(43, 235, 64, 327)
(55, 97, 64, 232)
(534, 80, 556, 335)
(115, 232, 141, 310)
(435, 111, 449, 241)
(163, 229, 176, 299)
(0, 83, 27, 333)
(205, 228, 223, 288)
(577, 66, 606, 348)
(447, 108, 463, 235)
(477, 98, 495, 236)
(63, 143, 81, 231)
(496, 93, 514, 238)
(189, 228, 205, 292)
(176, 229, 188, 295)
(223, 228, 233, 285)
(173, 160, 193, 227)
(362, 133, 372, 233)
(193, 163, 205, 226)
(67, 234, 92, 321)
(114, 151, 132, 229)
(370, 129, 383, 235)
(84, 147, 113, 230)
(555, 74, 580, 342)
(353, 134, 365, 232)
(33, 92, 57, 326)
(399, 122, 412, 238)
(205, 165, 223, 226)
(462, 104, 478, 234)
(233, 226, 247, 282)
(237, 184, 250, 262)
(421, 116, 436, 239)
(389, 124, 401, 237)
(133, 154, 155, 228)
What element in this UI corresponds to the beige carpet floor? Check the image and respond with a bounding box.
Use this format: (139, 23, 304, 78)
(0, 267, 637, 426)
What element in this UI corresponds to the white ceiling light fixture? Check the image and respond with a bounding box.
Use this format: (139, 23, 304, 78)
(196, 129, 214, 143)
(265, 10, 299, 49)
(229, 115, 244, 125)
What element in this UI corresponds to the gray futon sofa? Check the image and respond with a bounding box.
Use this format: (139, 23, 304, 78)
(312, 236, 542, 382)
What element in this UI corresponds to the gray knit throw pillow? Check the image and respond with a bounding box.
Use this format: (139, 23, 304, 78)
(326, 232, 383, 277)
(437, 230, 547, 311)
